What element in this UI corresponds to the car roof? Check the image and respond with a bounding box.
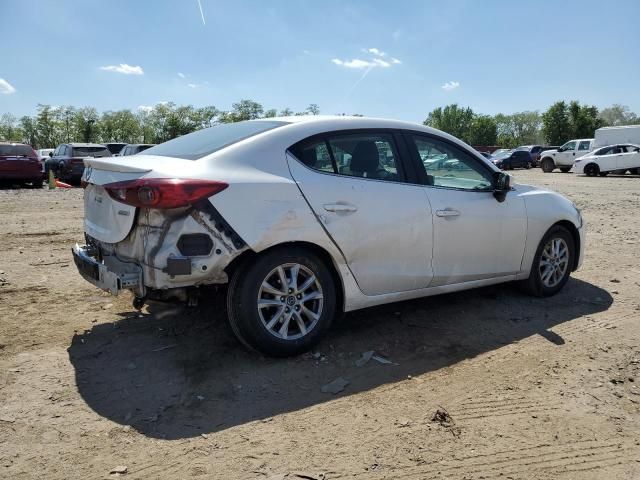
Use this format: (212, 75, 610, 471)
(67, 143, 108, 148)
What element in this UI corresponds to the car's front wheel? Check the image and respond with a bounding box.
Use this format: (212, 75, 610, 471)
(227, 247, 337, 357)
(520, 225, 575, 297)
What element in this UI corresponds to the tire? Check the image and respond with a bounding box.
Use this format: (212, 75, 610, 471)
(630, 168, 639, 175)
(227, 247, 337, 357)
(32, 178, 44, 188)
(584, 163, 599, 177)
(541, 158, 555, 173)
(559, 167, 571, 173)
(525, 162, 531, 169)
(520, 225, 575, 297)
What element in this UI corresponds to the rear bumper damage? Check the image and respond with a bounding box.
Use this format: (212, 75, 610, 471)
(72, 243, 144, 297)
(73, 201, 249, 300)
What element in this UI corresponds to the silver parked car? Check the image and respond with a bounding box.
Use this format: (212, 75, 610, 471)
(73, 116, 585, 356)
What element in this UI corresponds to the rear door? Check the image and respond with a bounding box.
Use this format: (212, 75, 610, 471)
(287, 130, 434, 296)
(404, 132, 527, 286)
(618, 145, 640, 170)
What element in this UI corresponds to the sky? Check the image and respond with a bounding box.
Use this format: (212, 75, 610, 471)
(1, 0, 639, 122)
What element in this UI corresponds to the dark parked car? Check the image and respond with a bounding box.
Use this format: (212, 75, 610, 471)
(104, 143, 127, 156)
(476, 150, 492, 159)
(0, 143, 43, 187)
(119, 144, 155, 156)
(491, 149, 532, 170)
(516, 145, 545, 167)
(46, 143, 111, 183)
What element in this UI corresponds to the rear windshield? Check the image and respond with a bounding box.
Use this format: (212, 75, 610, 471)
(137, 145, 153, 153)
(0, 145, 34, 157)
(105, 144, 126, 154)
(73, 147, 111, 157)
(140, 121, 288, 160)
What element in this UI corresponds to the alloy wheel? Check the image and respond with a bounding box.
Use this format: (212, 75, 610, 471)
(539, 238, 569, 288)
(257, 263, 324, 340)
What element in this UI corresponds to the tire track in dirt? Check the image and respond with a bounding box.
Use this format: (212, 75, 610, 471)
(341, 439, 634, 479)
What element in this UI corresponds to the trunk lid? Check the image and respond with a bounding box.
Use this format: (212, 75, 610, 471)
(83, 158, 153, 243)
(82, 155, 200, 243)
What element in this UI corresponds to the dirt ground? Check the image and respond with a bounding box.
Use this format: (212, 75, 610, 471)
(1, 169, 639, 479)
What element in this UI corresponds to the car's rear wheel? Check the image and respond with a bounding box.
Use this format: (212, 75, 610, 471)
(584, 163, 599, 177)
(541, 158, 554, 173)
(520, 225, 574, 297)
(227, 247, 336, 357)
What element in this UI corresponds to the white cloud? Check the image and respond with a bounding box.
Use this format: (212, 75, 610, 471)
(187, 83, 197, 88)
(99, 63, 144, 75)
(0, 78, 16, 95)
(367, 48, 386, 57)
(333, 48, 402, 69)
(137, 105, 153, 113)
(178, 72, 186, 78)
(441, 81, 460, 91)
(332, 58, 393, 69)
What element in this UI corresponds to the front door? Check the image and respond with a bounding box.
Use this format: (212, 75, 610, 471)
(287, 131, 433, 296)
(404, 132, 527, 286)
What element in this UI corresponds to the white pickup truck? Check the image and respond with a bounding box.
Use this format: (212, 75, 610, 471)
(540, 138, 594, 173)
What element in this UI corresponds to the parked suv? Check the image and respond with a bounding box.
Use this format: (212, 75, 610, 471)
(516, 145, 544, 167)
(46, 143, 111, 183)
(0, 143, 43, 187)
(119, 144, 155, 156)
(491, 149, 532, 170)
(540, 139, 594, 173)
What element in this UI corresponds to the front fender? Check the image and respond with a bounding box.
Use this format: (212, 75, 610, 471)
(516, 184, 583, 277)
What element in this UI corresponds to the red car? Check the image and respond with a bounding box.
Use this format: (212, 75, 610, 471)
(0, 143, 44, 188)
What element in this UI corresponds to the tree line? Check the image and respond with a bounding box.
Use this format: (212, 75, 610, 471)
(0, 100, 321, 149)
(1, 99, 638, 150)
(424, 102, 640, 148)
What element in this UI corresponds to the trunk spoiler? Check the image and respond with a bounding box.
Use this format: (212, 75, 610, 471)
(84, 158, 152, 173)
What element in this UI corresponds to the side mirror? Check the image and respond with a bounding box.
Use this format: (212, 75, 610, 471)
(493, 172, 511, 202)
(49, 152, 53, 157)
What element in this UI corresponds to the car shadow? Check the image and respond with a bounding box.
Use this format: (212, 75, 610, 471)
(68, 278, 612, 440)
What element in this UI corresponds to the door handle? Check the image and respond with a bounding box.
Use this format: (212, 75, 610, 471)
(324, 203, 357, 213)
(436, 209, 461, 217)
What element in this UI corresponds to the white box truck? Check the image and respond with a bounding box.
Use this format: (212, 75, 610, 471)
(594, 125, 640, 147)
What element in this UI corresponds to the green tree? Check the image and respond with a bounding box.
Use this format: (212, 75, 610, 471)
(424, 104, 475, 142)
(468, 115, 497, 145)
(0, 113, 22, 142)
(542, 101, 571, 145)
(306, 104, 320, 115)
(35, 105, 61, 148)
(19, 116, 37, 147)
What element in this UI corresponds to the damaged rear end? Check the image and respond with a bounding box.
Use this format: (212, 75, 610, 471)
(72, 155, 248, 305)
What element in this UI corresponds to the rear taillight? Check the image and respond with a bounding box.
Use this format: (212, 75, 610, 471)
(103, 178, 228, 209)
